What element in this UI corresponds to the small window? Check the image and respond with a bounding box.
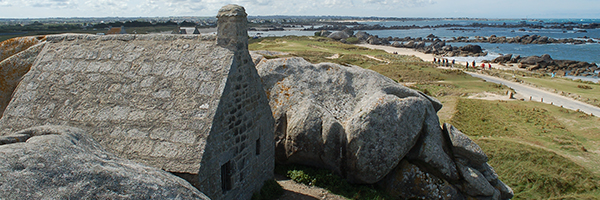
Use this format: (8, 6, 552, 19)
(255, 138, 261, 155)
(221, 161, 233, 193)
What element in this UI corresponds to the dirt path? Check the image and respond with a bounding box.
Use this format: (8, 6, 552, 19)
(356, 44, 434, 61)
(275, 174, 346, 200)
(356, 43, 600, 116)
(467, 72, 600, 116)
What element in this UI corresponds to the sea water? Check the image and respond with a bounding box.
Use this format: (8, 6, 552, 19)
(251, 19, 600, 81)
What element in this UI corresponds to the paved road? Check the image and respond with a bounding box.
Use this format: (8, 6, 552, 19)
(466, 72, 600, 116)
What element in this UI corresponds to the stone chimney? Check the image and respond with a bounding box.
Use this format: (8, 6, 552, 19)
(217, 4, 248, 51)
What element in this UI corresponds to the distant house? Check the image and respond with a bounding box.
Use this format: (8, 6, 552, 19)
(106, 26, 127, 34)
(177, 27, 200, 34)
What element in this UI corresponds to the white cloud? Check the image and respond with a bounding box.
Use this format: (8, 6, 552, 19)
(18, 0, 78, 8)
(0, 0, 11, 6)
(0, 0, 598, 19)
(362, 0, 435, 7)
(84, 0, 129, 15)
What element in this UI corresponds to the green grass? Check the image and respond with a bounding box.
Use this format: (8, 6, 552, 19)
(451, 98, 600, 199)
(522, 76, 600, 107)
(250, 36, 600, 199)
(250, 36, 516, 86)
(275, 164, 391, 200)
(479, 68, 600, 108)
(476, 139, 600, 199)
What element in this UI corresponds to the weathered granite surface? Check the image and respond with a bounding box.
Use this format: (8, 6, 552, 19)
(0, 4, 274, 200)
(253, 53, 513, 199)
(0, 36, 45, 62)
(378, 160, 464, 200)
(0, 125, 209, 199)
(0, 42, 46, 117)
(253, 55, 455, 184)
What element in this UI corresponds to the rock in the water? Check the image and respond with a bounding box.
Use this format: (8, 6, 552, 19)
(492, 54, 512, 63)
(459, 44, 483, 54)
(327, 31, 350, 40)
(355, 31, 371, 41)
(0, 125, 209, 200)
(391, 41, 403, 47)
(255, 56, 448, 184)
(520, 55, 545, 65)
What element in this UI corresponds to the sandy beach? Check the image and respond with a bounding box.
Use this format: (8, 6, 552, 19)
(356, 44, 524, 71)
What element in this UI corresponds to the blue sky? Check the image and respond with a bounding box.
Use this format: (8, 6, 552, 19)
(0, 0, 598, 19)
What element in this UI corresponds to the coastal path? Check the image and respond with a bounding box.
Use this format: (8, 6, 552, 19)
(467, 72, 600, 116)
(357, 44, 600, 116)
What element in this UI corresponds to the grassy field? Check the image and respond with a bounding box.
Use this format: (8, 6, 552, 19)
(479, 68, 600, 107)
(249, 36, 600, 199)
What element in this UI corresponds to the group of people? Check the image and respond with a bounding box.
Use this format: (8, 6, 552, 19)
(433, 58, 455, 67)
(433, 58, 494, 70)
(466, 61, 492, 70)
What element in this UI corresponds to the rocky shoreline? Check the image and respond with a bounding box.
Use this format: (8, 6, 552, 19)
(305, 22, 600, 32)
(448, 34, 596, 45)
(321, 30, 598, 77)
(489, 54, 598, 77)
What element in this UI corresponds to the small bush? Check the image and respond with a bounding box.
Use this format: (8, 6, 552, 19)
(251, 179, 284, 200)
(345, 37, 359, 44)
(577, 85, 593, 89)
(276, 164, 391, 200)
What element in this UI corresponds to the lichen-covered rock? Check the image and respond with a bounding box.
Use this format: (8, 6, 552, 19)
(346, 94, 427, 182)
(0, 42, 46, 117)
(379, 160, 464, 200)
(456, 161, 497, 197)
(0, 36, 45, 62)
(255, 56, 455, 184)
(407, 109, 460, 181)
(0, 125, 209, 200)
(443, 123, 488, 165)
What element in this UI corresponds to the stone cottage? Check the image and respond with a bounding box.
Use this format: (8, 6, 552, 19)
(0, 4, 273, 200)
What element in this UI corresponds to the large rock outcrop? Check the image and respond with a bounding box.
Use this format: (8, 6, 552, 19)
(0, 42, 46, 117)
(252, 53, 513, 199)
(490, 53, 598, 76)
(0, 125, 209, 199)
(254, 56, 454, 184)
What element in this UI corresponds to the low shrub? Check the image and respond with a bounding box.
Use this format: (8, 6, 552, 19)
(345, 37, 359, 44)
(577, 85, 593, 89)
(276, 164, 391, 200)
